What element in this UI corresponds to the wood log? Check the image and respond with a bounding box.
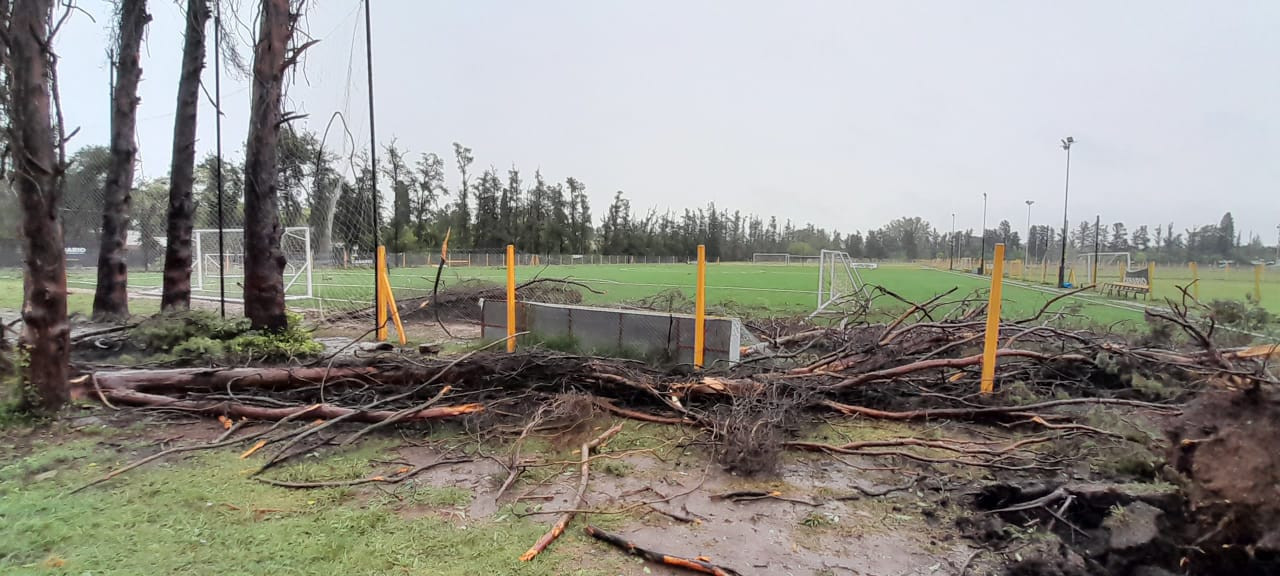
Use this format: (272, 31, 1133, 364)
(584, 525, 743, 575)
(98, 387, 481, 422)
(828, 349, 1093, 390)
(90, 366, 383, 393)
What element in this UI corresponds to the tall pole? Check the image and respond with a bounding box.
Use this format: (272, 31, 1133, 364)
(978, 193, 988, 274)
(1024, 200, 1035, 266)
(214, 0, 225, 317)
(1057, 137, 1074, 288)
(949, 212, 956, 270)
(364, 0, 381, 332)
(1275, 224, 1279, 263)
(1092, 214, 1101, 286)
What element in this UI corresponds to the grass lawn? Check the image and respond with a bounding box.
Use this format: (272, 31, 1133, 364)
(0, 424, 618, 576)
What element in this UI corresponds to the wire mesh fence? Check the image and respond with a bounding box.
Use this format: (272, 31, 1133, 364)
(5, 161, 1276, 349)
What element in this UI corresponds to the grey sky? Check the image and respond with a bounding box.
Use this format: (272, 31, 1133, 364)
(57, 1, 1279, 242)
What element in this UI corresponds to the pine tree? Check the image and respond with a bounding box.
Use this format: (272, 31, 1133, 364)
(451, 143, 473, 247)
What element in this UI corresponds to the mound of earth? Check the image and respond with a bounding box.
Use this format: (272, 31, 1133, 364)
(1166, 384, 1280, 571)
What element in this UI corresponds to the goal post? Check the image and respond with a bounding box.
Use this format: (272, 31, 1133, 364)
(1073, 251, 1131, 286)
(811, 249, 875, 317)
(192, 227, 314, 301)
(752, 253, 791, 265)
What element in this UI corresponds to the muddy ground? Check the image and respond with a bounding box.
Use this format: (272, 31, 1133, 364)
(10, 410, 996, 576)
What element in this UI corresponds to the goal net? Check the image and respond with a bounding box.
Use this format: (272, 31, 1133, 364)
(1073, 252, 1130, 286)
(752, 253, 791, 265)
(811, 250, 874, 318)
(192, 227, 314, 301)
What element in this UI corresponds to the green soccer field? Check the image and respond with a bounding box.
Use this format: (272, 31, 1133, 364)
(3, 260, 1274, 330)
(385, 262, 1158, 326)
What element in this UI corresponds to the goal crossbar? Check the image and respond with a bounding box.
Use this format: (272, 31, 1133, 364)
(192, 227, 314, 302)
(810, 249, 872, 318)
(752, 252, 792, 265)
(1073, 251, 1131, 286)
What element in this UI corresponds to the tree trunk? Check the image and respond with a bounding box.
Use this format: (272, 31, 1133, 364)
(160, 0, 210, 311)
(5, 0, 71, 415)
(93, 0, 150, 321)
(242, 0, 292, 331)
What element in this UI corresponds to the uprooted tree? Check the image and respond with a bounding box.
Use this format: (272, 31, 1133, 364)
(93, 0, 150, 321)
(242, 0, 312, 330)
(2, 0, 70, 414)
(160, 0, 211, 311)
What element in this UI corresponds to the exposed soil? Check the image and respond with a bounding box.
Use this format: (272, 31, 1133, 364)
(391, 441, 980, 576)
(1166, 385, 1280, 572)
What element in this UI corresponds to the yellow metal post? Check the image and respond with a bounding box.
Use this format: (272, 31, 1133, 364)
(506, 244, 517, 352)
(1041, 257, 1048, 284)
(1148, 261, 1155, 294)
(1256, 264, 1264, 303)
(694, 244, 707, 368)
(1190, 262, 1199, 300)
(980, 244, 1006, 394)
(378, 255, 406, 345)
(376, 246, 388, 341)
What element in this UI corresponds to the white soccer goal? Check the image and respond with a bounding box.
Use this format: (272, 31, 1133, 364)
(752, 252, 791, 265)
(811, 249, 875, 318)
(192, 227, 314, 301)
(1073, 252, 1130, 286)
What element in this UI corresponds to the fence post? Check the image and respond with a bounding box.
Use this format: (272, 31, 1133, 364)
(1190, 262, 1199, 300)
(376, 246, 388, 342)
(1256, 264, 1264, 303)
(1148, 262, 1155, 295)
(506, 244, 517, 353)
(980, 244, 1006, 395)
(694, 244, 707, 368)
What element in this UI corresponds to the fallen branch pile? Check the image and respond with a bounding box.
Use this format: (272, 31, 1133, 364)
(71, 287, 1277, 486)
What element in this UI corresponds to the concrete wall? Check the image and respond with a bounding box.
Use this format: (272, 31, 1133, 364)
(479, 300, 743, 366)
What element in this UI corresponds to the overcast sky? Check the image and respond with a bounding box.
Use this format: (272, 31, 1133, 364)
(56, 1, 1279, 243)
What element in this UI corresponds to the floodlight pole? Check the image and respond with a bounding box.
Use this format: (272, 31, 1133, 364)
(1024, 200, 1034, 267)
(1057, 137, 1074, 288)
(978, 193, 988, 275)
(949, 212, 956, 270)
(214, 0, 225, 317)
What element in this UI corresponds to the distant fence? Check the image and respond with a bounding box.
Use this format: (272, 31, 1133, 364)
(926, 256, 1279, 313)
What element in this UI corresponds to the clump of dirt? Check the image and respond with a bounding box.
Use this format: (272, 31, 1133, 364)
(1166, 385, 1280, 571)
(978, 384, 1280, 575)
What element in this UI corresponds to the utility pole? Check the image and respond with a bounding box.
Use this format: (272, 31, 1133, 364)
(1024, 200, 1035, 266)
(214, 0, 225, 317)
(364, 0, 381, 332)
(978, 193, 988, 275)
(949, 213, 956, 270)
(1057, 137, 1074, 288)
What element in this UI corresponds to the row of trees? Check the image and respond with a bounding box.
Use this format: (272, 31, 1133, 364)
(0, 0, 310, 414)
